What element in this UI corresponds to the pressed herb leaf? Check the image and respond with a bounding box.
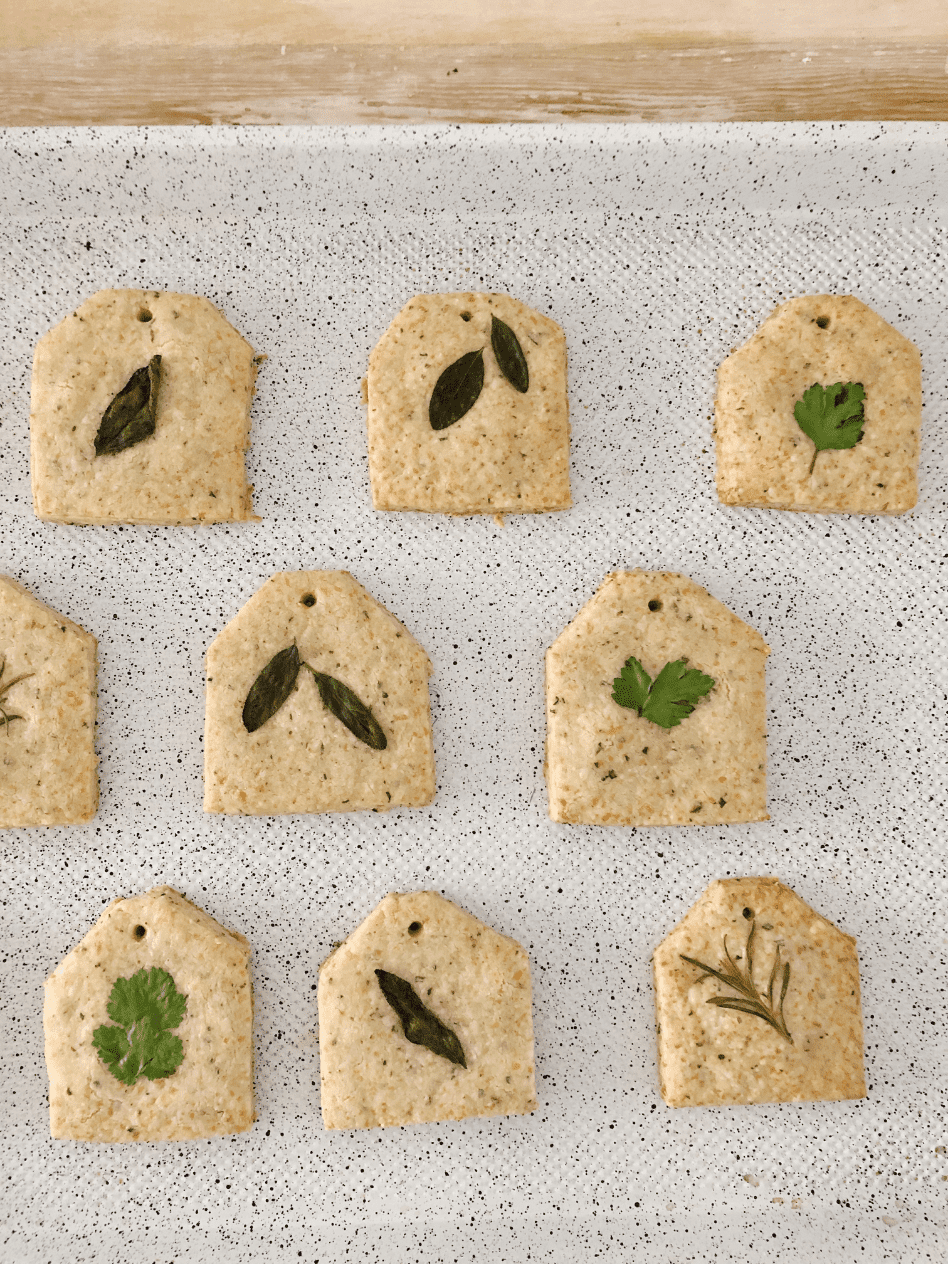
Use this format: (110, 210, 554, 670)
(92, 966, 187, 1086)
(429, 349, 484, 430)
(375, 968, 467, 1067)
(490, 315, 529, 393)
(680, 921, 792, 1043)
(95, 355, 162, 457)
(306, 666, 387, 750)
(242, 644, 302, 732)
(612, 655, 714, 730)
(0, 656, 32, 733)
(793, 381, 866, 475)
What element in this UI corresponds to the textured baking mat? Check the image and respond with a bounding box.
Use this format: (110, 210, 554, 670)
(0, 124, 945, 1263)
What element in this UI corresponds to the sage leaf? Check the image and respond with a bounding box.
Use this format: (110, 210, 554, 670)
(429, 348, 484, 430)
(95, 355, 162, 456)
(242, 644, 301, 732)
(490, 315, 529, 393)
(375, 969, 467, 1067)
(308, 668, 387, 750)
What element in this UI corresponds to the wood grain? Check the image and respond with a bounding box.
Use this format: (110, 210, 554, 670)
(2, 42, 946, 126)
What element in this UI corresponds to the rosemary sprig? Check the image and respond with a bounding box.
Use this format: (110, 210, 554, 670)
(680, 919, 792, 1044)
(0, 656, 32, 734)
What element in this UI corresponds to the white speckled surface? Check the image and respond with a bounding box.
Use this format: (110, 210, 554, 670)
(0, 124, 946, 1263)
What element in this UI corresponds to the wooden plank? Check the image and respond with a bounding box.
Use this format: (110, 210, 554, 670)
(1, 42, 946, 127)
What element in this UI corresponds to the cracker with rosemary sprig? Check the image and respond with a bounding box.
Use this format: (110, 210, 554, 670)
(31, 288, 261, 524)
(715, 294, 921, 515)
(318, 891, 537, 1129)
(0, 574, 97, 828)
(366, 292, 571, 518)
(653, 877, 866, 1108)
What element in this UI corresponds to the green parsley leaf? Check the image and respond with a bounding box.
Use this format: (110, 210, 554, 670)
(92, 967, 187, 1087)
(612, 655, 715, 730)
(792, 381, 866, 475)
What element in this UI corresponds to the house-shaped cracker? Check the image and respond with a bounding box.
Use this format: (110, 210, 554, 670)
(715, 294, 922, 514)
(545, 570, 769, 826)
(653, 877, 866, 1107)
(44, 886, 255, 1141)
(204, 570, 435, 815)
(0, 575, 97, 827)
(31, 288, 261, 524)
(318, 891, 537, 1129)
(366, 292, 571, 516)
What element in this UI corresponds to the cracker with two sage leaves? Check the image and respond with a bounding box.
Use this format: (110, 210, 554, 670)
(318, 891, 537, 1129)
(653, 877, 866, 1107)
(44, 886, 254, 1141)
(365, 292, 571, 518)
(30, 288, 261, 524)
(715, 294, 921, 514)
(545, 569, 769, 825)
(0, 574, 97, 828)
(204, 570, 435, 816)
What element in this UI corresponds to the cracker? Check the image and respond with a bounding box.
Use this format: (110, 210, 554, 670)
(45, 886, 255, 1141)
(366, 292, 571, 515)
(653, 877, 866, 1107)
(318, 891, 537, 1129)
(204, 570, 435, 815)
(545, 569, 769, 826)
(31, 288, 261, 524)
(0, 575, 97, 827)
(715, 294, 922, 514)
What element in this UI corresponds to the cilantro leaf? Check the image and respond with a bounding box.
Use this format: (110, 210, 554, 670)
(612, 655, 651, 712)
(793, 381, 866, 475)
(612, 655, 715, 730)
(93, 967, 187, 1086)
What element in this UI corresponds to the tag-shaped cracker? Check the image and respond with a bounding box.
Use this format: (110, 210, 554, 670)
(654, 877, 866, 1107)
(545, 570, 769, 825)
(366, 293, 571, 516)
(715, 294, 922, 514)
(0, 575, 97, 827)
(31, 289, 261, 524)
(204, 570, 435, 815)
(318, 891, 537, 1129)
(44, 886, 254, 1141)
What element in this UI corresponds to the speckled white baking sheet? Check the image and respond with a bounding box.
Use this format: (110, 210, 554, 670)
(0, 124, 946, 1264)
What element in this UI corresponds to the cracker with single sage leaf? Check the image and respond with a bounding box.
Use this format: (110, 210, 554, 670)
(715, 294, 921, 514)
(44, 886, 255, 1141)
(31, 288, 261, 524)
(0, 574, 97, 827)
(653, 877, 866, 1107)
(545, 569, 769, 826)
(318, 891, 537, 1129)
(204, 570, 435, 816)
(366, 292, 571, 517)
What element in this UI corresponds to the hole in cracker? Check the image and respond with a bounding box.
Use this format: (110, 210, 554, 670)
(815, 316, 830, 329)
(407, 921, 422, 936)
(134, 925, 146, 939)
(742, 907, 754, 920)
(648, 599, 662, 612)
(301, 593, 316, 607)
(460, 311, 472, 322)
(137, 310, 153, 323)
